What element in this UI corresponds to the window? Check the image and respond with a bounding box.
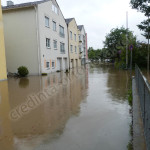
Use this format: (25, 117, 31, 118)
(75, 46, 77, 53)
(46, 62, 50, 68)
(79, 35, 81, 41)
(60, 42, 65, 53)
(52, 61, 55, 68)
(53, 21, 56, 31)
(52, 4, 58, 14)
(53, 40, 57, 49)
(70, 31, 72, 39)
(45, 16, 49, 27)
(59, 25, 65, 38)
(74, 34, 76, 41)
(70, 45, 73, 53)
(46, 38, 50, 48)
(79, 46, 82, 53)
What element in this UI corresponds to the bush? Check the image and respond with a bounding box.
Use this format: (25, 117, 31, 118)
(18, 66, 29, 77)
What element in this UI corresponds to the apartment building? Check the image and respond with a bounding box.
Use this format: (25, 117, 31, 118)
(78, 25, 88, 65)
(65, 18, 81, 69)
(0, 0, 7, 81)
(2, 0, 69, 75)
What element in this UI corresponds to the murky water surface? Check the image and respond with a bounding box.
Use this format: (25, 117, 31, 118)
(0, 65, 131, 150)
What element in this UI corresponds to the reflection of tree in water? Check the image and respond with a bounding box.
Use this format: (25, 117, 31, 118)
(19, 78, 29, 88)
(107, 67, 129, 102)
(89, 63, 111, 74)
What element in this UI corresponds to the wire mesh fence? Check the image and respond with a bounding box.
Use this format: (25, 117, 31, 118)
(135, 64, 150, 150)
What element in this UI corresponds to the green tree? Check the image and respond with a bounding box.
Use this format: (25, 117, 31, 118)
(130, 0, 150, 39)
(103, 27, 136, 61)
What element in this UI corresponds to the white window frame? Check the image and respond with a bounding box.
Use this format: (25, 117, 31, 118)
(74, 34, 76, 41)
(45, 16, 49, 28)
(59, 25, 65, 38)
(53, 40, 57, 49)
(52, 61, 55, 69)
(79, 35, 81, 41)
(75, 46, 77, 53)
(46, 62, 50, 68)
(46, 38, 50, 49)
(60, 42, 65, 54)
(70, 31, 72, 40)
(70, 45, 73, 53)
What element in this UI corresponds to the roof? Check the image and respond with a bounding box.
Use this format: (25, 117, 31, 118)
(65, 18, 74, 24)
(78, 25, 84, 31)
(2, 0, 50, 10)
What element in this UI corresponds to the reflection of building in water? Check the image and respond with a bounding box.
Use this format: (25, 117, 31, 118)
(0, 0, 7, 81)
(0, 81, 14, 150)
(4, 70, 88, 149)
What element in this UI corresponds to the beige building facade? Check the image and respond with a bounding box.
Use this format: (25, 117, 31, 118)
(0, 0, 7, 81)
(65, 18, 81, 69)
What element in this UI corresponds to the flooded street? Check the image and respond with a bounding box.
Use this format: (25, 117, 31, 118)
(0, 64, 131, 150)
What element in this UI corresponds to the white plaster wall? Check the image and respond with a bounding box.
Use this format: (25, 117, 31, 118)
(3, 8, 40, 75)
(80, 27, 86, 60)
(38, 0, 69, 74)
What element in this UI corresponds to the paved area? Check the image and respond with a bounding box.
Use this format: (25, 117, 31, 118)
(132, 77, 146, 150)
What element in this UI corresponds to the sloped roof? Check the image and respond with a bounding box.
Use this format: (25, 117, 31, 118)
(65, 18, 74, 24)
(2, 0, 50, 10)
(78, 25, 84, 31)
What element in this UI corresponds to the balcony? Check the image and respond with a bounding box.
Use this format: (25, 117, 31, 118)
(60, 50, 65, 54)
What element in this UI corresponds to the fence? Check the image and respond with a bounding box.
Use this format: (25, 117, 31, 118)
(135, 64, 150, 150)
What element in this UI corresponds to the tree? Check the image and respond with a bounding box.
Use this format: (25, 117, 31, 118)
(130, 0, 150, 16)
(88, 48, 101, 60)
(137, 19, 150, 39)
(130, 0, 150, 39)
(103, 27, 136, 60)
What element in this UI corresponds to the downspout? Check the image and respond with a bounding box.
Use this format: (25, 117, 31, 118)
(34, 5, 41, 75)
(67, 24, 70, 70)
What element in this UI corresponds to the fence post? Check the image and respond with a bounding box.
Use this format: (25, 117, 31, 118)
(143, 83, 145, 127)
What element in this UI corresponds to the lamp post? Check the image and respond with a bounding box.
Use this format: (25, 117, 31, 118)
(126, 11, 128, 69)
(147, 13, 150, 78)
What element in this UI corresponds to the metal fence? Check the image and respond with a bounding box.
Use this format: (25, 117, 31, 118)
(135, 64, 150, 150)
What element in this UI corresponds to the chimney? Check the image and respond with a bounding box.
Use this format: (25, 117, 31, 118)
(7, 1, 14, 6)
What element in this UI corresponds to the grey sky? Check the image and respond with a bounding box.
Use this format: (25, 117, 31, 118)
(2, 0, 147, 49)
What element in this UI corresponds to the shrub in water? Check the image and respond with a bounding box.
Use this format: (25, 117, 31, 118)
(18, 66, 29, 77)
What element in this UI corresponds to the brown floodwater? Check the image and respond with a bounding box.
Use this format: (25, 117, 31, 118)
(0, 64, 131, 150)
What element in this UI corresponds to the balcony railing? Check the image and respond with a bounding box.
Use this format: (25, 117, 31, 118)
(60, 50, 65, 54)
(59, 32, 65, 38)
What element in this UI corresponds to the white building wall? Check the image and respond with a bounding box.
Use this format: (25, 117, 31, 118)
(79, 27, 86, 65)
(3, 8, 40, 75)
(38, 0, 69, 74)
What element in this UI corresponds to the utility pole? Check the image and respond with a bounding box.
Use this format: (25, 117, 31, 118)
(148, 15, 150, 78)
(126, 12, 128, 69)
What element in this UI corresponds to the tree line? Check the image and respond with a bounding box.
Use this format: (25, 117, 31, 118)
(88, 0, 150, 69)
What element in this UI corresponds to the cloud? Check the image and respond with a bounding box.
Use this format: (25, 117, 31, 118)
(1, 0, 147, 49)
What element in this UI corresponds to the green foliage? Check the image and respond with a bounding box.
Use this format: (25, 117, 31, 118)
(42, 73, 48, 76)
(103, 27, 136, 61)
(127, 142, 133, 150)
(137, 19, 150, 39)
(130, 0, 150, 39)
(88, 47, 101, 60)
(18, 66, 29, 77)
(130, 0, 150, 16)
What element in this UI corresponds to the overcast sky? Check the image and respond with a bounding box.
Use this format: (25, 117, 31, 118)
(2, 0, 147, 49)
